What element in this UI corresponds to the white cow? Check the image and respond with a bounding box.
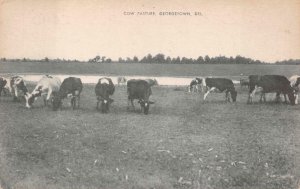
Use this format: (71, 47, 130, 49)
(25, 75, 61, 108)
(289, 75, 300, 104)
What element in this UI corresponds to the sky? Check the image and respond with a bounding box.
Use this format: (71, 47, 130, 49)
(0, 0, 300, 63)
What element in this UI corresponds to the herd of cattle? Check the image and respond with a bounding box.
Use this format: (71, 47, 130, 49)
(0, 75, 157, 114)
(188, 75, 300, 105)
(0, 74, 299, 115)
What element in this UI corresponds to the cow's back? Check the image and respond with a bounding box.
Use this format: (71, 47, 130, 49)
(127, 80, 151, 99)
(206, 78, 234, 92)
(60, 77, 83, 94)
(36, 76, 61, 92)
(259, 75, 291, 92)
(95, 80, 115, 97)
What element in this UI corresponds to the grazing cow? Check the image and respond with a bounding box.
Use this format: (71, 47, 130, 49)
(0, 77, 7, 96)
(188, 77, 204, 93)
(95, 77, 115, 113)
(203, 78, 237, 102)
(127, 79, 154, 115)
(52, 77, 83, 111)
(240, 78, 250, 89)
(8, 76, 28, 101)
(247, 75, 295, 105)
(144, 78, 158, 86)
(117, 77, 127, 85)
(289, 75, 300, 104)
(24, 75, 61, 108)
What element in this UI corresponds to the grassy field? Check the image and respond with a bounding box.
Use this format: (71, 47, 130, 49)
(0, 84, 299, 189)
(1, 61, 300, 77)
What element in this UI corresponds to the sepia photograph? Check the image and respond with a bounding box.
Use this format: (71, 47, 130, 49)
(0, 0, 300, 188)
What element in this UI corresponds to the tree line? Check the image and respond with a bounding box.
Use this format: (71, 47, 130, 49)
(1, 54, 299, 64)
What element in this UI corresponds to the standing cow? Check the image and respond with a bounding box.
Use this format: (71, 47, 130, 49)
(95, 77, 115, 113)
(247, 75, 295, 105)
(25, 75, 61, 108)
(202, 78, 237, 102)
(127, 79, 154, 115)
(52, 77, 83, 111)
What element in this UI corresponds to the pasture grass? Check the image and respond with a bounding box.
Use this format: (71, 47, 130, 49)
(0, 85, 299, 189)
(1, 61, 300, 77)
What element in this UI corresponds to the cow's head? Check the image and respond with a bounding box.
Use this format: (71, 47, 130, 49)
(230, 90, 237, 102)
(52, 92, 62, 111)
(98, 96, 114, 113)
(288, 90, 296, 105)
(138, 99, 154, 115)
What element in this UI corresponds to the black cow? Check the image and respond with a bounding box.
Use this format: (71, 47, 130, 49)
(0, 77, 7, 96)
(202, 78, 237, 102)
(95, 77, 115, 113)
(127, 79, 154, 115)
(247, 75, 295, 105)
(52, 77, 83, 111)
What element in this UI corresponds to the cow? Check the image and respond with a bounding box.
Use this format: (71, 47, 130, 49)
(247, 75, 295, 105)
(95, 77, 115, 113)
(0, 77, 7, 96)
(188, 77, 204, 93)
(24, 75, 61, 108)
(289, 75, 300, 104)
(117, 77, 127, 85)
(240, 78, 250, 89)
(127, 79, 154, 115)
(202, 78, 237, 102)
(7, 76, 28, 101)
(52, 77, 83, 111)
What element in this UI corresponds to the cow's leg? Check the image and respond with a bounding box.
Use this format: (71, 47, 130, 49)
(275, 92, 281, 103)
(12, 87, 18, 101)
(44, 90, 52, 106)
(225, 90, 231, 102)
(283, 93, 288, 103)
(130, 99, 135, 110)
(71, 96, 75, 109)
(77, 95, 80, 109)
(96, 97, 100, 110)
(203, 87, 216, 100)
(127, 98, 131, 110)
(43, 96, 47, 106)
(247, 86, 257, 104)
(295, 93, 299, 105)
(259, 92, 266, 103)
